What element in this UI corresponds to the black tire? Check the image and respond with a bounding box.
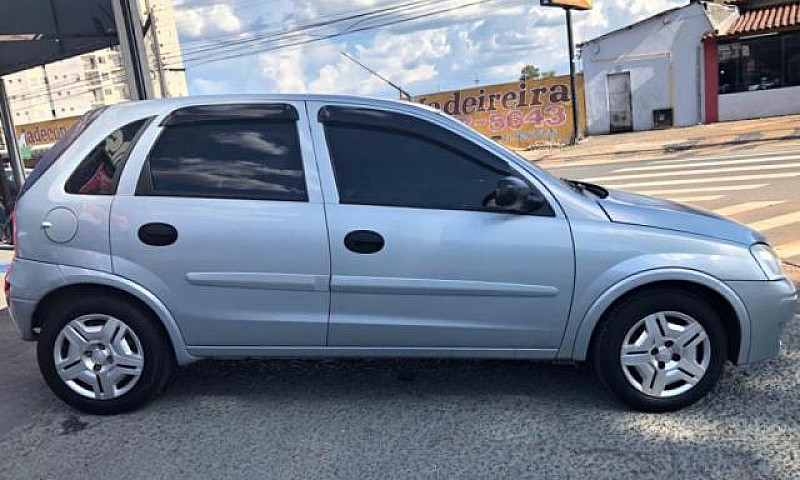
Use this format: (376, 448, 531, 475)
(37, 294, 175, 415)
(592, 288, 728, 412)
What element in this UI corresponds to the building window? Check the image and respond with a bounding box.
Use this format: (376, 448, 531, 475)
(719, 32, 800, 94)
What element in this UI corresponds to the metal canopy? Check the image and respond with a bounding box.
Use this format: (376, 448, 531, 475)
(0, 0, 118, 76)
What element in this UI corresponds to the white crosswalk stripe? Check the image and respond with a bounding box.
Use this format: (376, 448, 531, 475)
(748, 211, 800, 233)
(714, 201, 786, 217)
(587, 162, 800, 183)
(604, 171, 800, 190)
(635, 184, 768, 196)
(664, 195, 726, 203)
(775, 240, 800, 260)
(613, 153, 800, 173)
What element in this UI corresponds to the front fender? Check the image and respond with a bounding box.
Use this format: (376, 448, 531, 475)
(562, 268, 751, 364)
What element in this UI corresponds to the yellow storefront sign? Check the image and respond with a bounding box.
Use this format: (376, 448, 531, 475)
(415, 74, 586, 149)
(15, 115, 81, 148)
(540, 0, 594, 10)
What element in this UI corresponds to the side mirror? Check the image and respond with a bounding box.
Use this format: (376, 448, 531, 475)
(493, 177, 545, 213)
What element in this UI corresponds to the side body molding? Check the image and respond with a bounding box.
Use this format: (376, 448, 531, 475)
(563, 268, 751, 364)
(58, 265, 198, 365)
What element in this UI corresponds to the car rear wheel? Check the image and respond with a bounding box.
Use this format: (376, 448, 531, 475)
(592, 289, 728, 412)
(37, 295, 174, 415)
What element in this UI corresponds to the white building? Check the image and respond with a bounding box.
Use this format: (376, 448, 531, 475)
(3, 0, 187, 127)
(580, 1, 739, 135)
(581, 0, 800, 135)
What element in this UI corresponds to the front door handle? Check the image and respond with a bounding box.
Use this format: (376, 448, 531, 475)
(344, 230, 385, 254)
(138, 223, 178, 247)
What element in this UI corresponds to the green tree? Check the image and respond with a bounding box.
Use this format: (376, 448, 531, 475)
(520, 65, 557, 81)
(520, 64, 541, 81)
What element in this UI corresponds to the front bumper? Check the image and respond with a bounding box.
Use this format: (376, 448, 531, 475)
(728, 277, 797, 364)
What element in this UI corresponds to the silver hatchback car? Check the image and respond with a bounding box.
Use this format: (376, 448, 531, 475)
(6, 95, 796, 414)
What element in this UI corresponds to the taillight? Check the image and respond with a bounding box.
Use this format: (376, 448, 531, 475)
(3, 261, 11, 296)
(5, 206, 17, 295)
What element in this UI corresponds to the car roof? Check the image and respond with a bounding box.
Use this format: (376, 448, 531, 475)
(104, 94, 444, 119)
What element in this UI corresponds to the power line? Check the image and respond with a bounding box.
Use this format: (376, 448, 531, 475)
(161, 0, 445, 64)
(165, 0, 518, 69)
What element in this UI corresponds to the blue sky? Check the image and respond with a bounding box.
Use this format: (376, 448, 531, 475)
(172, 0, 684, 98)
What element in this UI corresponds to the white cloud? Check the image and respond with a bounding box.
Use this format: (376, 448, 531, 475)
(190, 78, 229, 95)
(176, 4, 242, 38)
(182, 0, 686, 97)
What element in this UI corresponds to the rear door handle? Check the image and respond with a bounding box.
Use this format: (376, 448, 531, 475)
(138, 223, 178, 247)
(344, 230, 385, 254)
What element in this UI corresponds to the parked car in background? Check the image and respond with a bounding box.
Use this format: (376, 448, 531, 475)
(5, 95, 796, 414)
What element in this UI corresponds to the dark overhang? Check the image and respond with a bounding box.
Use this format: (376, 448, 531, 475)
(0, 0, 118, 76)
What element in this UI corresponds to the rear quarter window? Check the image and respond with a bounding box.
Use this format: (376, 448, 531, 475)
(65, 117, 152, 195)
(18, 107, 106, 198)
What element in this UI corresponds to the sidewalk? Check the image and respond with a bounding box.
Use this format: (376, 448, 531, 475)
(521, 114, 800, 166)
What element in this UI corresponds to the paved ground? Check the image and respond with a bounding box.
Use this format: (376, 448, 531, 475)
(1, 308, 798, 479)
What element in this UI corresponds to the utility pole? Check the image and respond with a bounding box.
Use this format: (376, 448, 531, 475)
(150, 7, 169, 98)
(112, 0, 154, 100)
(0, 78, 26, 191)
(42, 65, 56, 118)
(340, 51, 412, 101)
(540, 0, 592, 145)
(565, 8, 581, 145)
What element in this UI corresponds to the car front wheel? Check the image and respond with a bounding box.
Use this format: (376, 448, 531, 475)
(593, 289, 728, 412)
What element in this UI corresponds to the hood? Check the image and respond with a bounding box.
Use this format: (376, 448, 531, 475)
(596, 190, 767, 245)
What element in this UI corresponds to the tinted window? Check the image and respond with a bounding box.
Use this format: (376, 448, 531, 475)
(325, 122, 519, 211)
(142, 121, 306, 201)
(65, 117, 150, 195)
(21, 107, 105, 198)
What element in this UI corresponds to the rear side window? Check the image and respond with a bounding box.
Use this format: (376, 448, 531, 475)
(19, 107, 106, 198)
(139, 120, 307, 201)
(65, 117, 151, 195)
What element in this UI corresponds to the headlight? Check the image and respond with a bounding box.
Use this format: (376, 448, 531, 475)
(750, 244, 785, 280)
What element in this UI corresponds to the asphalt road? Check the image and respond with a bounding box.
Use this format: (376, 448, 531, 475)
(1, 307, 799, 480)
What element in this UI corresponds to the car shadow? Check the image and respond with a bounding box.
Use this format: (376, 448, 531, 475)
(163, 357, 619, 411)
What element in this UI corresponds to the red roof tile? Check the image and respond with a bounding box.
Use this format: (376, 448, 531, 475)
(726, 2, 800, 36)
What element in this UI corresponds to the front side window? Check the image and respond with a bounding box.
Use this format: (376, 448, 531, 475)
(322, 107, 549, 214)
(140, 120, 306, 201)
(65, 117, 151, 195)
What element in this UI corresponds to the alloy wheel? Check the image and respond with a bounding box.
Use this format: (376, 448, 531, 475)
(53, 314, 145, 400)
(619, 311, 711, 398)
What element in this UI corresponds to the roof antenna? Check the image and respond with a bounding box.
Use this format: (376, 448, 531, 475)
(340, 51, 413, 101)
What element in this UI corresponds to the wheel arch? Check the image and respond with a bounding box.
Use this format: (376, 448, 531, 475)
(31, 271, 197, 365)
(570, 269, 750, 364)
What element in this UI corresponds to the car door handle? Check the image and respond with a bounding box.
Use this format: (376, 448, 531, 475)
(138, 223, 179, 247)
(344, 230, 385, 254)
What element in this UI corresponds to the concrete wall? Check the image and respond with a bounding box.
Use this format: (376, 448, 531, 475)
(719, 86, 800, 122)
(582, 3, 712, 135)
